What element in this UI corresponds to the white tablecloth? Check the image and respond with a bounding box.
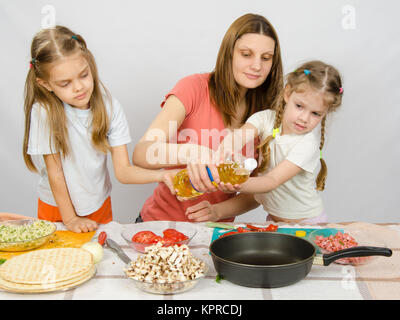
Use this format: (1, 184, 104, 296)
(1, 221, 399, 300)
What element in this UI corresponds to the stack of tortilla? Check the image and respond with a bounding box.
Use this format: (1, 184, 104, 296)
(0, 248, 95, 293)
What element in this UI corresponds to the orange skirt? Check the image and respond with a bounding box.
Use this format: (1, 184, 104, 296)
(38, 197, 113, 224)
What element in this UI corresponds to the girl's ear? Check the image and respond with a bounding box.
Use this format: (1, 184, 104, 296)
(283, 85, 291, 103)
(36, 78, 53, 92)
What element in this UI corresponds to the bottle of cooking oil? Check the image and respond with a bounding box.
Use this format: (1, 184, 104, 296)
(173, 158, 257, 200)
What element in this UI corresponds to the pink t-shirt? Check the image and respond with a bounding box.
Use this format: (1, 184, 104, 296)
(140, 73, 255, 222)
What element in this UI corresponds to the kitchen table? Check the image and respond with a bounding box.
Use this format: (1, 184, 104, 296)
(0, 220, 399, 300)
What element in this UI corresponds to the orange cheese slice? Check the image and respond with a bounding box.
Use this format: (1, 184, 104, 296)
(0, 231, 95, 260)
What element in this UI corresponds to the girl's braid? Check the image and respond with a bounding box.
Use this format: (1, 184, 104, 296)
(316, 116, 327, 191)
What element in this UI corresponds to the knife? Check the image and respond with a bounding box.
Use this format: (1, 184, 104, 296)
(106, 238, 132, 264)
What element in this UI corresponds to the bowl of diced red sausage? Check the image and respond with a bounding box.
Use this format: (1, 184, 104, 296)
(121, 221, 197, 253)
(308, 228, 386, 265)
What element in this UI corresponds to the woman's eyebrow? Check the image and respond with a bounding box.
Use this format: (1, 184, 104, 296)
(238, 45, 274, 55)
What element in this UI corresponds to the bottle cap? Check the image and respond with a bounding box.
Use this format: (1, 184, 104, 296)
(244, 158, 257, 172)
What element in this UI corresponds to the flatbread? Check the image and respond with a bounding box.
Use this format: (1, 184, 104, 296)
(0, 265, 96, 293)
(0, 248, 93, 284)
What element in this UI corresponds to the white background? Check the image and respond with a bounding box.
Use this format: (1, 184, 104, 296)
(0, 0, 399, 223)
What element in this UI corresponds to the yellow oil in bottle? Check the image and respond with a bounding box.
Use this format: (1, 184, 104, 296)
(173, 161, 253, 200)
(173, 169, 203, 200)
(217, 162, 250, 185)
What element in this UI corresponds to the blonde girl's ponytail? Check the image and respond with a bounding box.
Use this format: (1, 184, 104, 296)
(23, 67, 38, 172)
(23, 56, 69, 173)
(316, 116, 327, 191)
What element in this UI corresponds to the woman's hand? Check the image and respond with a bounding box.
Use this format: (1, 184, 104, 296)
(185, 145, 220, 194)
(186, 163, 218, 194)
(63, 216, 98, 233)
(185, 200, 218, 222)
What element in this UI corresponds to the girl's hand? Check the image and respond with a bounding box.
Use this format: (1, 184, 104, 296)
(160, 169, 181, 195)
(185, 200, 217, 222)
(217, 182, 242, 194)
(64, 216, 98, 233)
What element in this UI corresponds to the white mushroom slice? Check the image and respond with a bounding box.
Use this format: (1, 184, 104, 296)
(124, 242, 206, 287)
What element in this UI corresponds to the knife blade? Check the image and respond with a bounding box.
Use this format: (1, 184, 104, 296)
(106, 238, 131, 264)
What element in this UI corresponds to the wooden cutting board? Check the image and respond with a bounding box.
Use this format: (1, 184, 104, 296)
(0, 230, 95, 260)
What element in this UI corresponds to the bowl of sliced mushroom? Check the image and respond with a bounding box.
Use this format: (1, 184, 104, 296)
(124, 242, 208, 294)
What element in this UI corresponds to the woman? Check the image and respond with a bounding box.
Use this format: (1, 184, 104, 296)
(132, 13, 283, 222)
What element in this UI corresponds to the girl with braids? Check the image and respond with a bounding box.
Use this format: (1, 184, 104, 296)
(186, 60, 343, 224)
(23, 26, 177, 232)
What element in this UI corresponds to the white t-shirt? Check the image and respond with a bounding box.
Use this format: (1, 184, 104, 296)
(27, 96, 131, 216)
(246, 109, 323, 219)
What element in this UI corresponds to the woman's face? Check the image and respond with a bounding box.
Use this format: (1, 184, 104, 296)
(232, 33, 275, 91)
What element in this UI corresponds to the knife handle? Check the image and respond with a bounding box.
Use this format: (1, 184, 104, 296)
(98, 231, 107, 246)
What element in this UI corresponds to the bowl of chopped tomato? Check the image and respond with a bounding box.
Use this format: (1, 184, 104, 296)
(307, 229, 386, 265)
(121, 221, 197, 253)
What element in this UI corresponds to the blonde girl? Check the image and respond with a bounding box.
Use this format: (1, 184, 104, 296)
(186, 60, 343, 224)
(23, 26, 177, 233)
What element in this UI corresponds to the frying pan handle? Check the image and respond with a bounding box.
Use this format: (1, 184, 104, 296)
(323, 246, 392, 266)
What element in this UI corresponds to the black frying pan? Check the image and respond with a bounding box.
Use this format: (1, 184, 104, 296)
(209, 232, 392, 288)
